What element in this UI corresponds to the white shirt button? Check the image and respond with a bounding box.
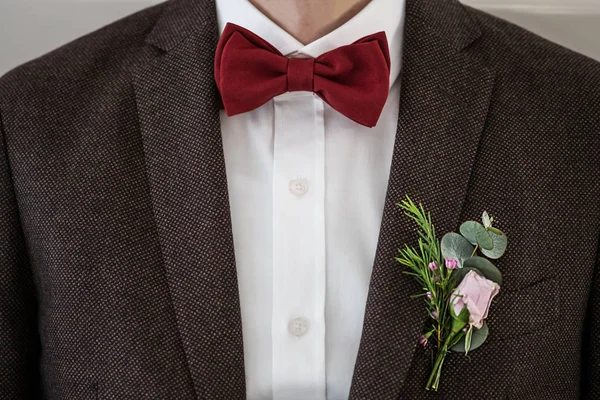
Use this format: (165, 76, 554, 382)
(289, 179, 309, 197)
(288, 317, 310, 337)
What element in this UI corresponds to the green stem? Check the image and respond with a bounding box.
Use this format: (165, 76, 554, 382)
(426, 346, 447, 391)
(471, 244, 479, 257)
(425, 331, 457, 391)
(432, 352, 446, 390)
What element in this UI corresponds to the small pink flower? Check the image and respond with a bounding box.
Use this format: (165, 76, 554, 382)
(445, 258, 458, 270)
(426, 291, 433, 299)
(431, 310, 439, 320)
(419, 335, 428, 346)
(433, 276, 440, 282)
(428, 262, 438, 271)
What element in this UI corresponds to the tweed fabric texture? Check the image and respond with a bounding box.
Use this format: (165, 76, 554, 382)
(0, 0, 599, 399)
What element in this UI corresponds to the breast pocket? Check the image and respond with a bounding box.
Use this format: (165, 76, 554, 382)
(486, 275, 559, 340)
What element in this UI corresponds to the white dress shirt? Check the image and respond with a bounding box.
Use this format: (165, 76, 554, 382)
(216, 1, 406, 399)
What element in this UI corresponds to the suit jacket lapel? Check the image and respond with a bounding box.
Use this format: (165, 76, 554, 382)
(349, 1, 496, 398)
(132, 1, 246, 399)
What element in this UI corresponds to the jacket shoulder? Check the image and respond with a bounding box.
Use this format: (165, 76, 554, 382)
(465, 6, 600, 77)
(464, 6, 600, 132)
(465, 6, 600, 91)
(0, 2, 166, 106)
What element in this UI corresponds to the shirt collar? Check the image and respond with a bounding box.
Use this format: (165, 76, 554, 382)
(216, 0, 406, 90)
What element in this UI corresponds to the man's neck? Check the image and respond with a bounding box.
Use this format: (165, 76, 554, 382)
(249, 0, 371, 44)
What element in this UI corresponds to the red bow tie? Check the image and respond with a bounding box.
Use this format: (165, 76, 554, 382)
(214, 23, 391, 128)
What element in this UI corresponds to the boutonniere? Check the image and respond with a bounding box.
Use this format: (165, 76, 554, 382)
(396, 196, 507, 391)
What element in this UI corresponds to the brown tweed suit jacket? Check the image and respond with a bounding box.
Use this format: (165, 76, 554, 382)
(0, 0, 599, 399)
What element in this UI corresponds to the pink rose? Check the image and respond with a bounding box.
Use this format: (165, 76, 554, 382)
(451, 270, 500, 329)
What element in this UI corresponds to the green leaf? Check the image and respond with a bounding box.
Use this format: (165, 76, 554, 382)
(464, 325, 474, 355)
(462, 256, 502, 285)
(459, 221, 483, 245)
(480, 231, 507, 259)
(451, 305, 469, 334)
(451, 302, 469, 321)
(460, 221, 493, 250)
(477, 231, 493, 250)
(487, 227, 503, 235)
(482, 211, 491, 229)
(441, 232, 474, 267)
(450, 322, 489, 353)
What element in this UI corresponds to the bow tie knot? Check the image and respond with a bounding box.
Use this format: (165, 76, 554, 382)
(287, 58, 315, 92)
(214, 23, 391, 127)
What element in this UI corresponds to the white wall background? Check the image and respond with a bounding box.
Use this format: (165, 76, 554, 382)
(464, 0, 600, 60)
(0, 0, 599, 75)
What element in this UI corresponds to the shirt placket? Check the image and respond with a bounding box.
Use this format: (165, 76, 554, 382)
(272, 91, 326, 400)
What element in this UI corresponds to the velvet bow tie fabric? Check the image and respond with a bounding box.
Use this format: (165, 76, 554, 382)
(214, 23, 391, 127)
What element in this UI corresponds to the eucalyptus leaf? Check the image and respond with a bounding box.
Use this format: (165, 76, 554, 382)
(476, 230, 493, 250)
(487, 227, 503, 235)
(482, 211, 491, 229)
(459, 221, 484, 245)
(460, 221, 493, 250)
(480, 231, 507, 259)
(441, 232, 475, 267)
(463, 256, 502, 285)
(450, 322, 489, 353)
